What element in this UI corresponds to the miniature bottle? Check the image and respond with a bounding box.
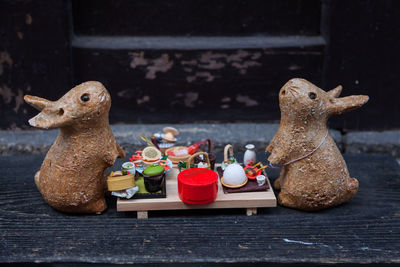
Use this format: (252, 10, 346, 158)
(243, 144, 256, 166)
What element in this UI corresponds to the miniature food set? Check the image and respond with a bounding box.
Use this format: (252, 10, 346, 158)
(117, 137, 276, 217)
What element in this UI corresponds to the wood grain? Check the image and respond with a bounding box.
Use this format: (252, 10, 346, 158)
(0, 153, 399, 264)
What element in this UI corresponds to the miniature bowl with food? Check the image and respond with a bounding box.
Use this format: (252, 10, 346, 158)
(161, 126, 179, 143)
(107, 170, 135, 191)
(222, 163, 248, 188)
(143, 164, 165, 192)
(122, 162, 136, 176)
(142, 146, 162, 166)
(244, 165, 262, 179)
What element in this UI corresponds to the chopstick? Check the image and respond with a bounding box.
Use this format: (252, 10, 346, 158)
(251, 162, 262, 168)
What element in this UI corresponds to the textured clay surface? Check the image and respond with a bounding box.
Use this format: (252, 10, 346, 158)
(266, 78, 369, 211)
(24, 81, 125, 213)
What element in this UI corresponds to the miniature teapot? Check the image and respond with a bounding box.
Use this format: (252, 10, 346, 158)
(221, 144, 237, 170)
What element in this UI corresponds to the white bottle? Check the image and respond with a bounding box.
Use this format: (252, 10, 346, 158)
(243, 144, 256, 166)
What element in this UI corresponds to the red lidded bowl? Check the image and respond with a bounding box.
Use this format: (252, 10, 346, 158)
(177, 168, 219, 205)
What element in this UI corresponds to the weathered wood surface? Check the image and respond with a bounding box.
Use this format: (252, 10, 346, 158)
(72, 0, 321, 36)
(72, 46, 323, 124)
(322, 0, 400, 130)
(3, 1, 400, 131)
(0, 153, 399, 265)
(0, 0, 72, 130)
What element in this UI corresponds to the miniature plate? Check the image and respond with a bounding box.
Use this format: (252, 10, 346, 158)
(161, 133, 177, 142)
(244, 166, 261, 180)
(220, 177, 248, 188)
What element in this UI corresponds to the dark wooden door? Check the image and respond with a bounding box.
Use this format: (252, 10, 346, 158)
(0, 0, 399, 130)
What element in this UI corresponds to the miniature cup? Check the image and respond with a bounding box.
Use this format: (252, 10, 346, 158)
(122, 162, 136, 176)
(143, 173, 165, 193)
(256, 175, 266, 186)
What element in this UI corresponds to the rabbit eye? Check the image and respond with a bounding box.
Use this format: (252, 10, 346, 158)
(81, 94, 90, 102)
(309, 92, 316, 100)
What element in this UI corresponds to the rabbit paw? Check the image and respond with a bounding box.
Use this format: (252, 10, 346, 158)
(273, 178, 281, 190)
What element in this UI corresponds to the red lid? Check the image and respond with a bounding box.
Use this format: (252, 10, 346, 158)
(178, 168, 218, 186)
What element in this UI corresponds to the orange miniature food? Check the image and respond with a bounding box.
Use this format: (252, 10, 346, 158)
(142, 147, 161, 161)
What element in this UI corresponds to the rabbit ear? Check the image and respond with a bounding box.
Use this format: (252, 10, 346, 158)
(327, 85, 342, 98)
(24, 95, 52, 111)
(329, 95, 369, 115)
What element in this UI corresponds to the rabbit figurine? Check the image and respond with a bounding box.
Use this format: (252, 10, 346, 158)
(24, 81, 125, 213)
(266, 78, 369, 211)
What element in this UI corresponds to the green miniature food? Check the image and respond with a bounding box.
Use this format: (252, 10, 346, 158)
(143, 164, 165, 176)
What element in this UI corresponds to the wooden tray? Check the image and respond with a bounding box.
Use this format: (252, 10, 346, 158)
(117, 164, 276, 218)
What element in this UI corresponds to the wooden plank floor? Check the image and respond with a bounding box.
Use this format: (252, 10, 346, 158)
(0, 153, 399, 265)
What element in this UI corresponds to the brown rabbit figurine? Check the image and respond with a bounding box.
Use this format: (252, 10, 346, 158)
(267, 78, 369, 211)
(24, 81, 125, 213)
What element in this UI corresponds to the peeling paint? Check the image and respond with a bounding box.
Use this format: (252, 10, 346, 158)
(183, 92, 199, 108)
(117, 89, 134, 99)
(0, 84, 15, 104)
(236, 94, 259, 107)
(146, 54, 174, 79)
(221, 104, 229, 109)
(181, 60, 197, 66)
(221, 97, 231, 103)
(13, 89, 24, 113)
(17, 32, 24, 40)
(129, 52, 148, 68)
(26, 13, 32, 25)
(136, 95, 150, 105)
(0, 52, 13, 75)
(129, 49, 262, 82)
(182, 50, 262, 82)
(129, 52, 174, 79)
(251, 52, 262, 60)
(187, 72, 216, 83)
(232, 60, 261, 74)
(289, 64, 302, 70)
(198, 51, 226, 70)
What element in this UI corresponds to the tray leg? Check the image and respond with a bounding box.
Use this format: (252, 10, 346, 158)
(137, 211, 148, 219)
(246, 208, 257, 216)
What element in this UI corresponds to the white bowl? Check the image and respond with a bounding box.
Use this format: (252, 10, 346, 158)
(122, 162, 136, 176)
(223, 163, 247, 186)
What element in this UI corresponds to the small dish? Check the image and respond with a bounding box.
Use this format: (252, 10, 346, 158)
(244, 166, 261, 180)
(161, 133, 177, 143)
(221, 177, 248, 188)
(122, 162, 136, 176)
